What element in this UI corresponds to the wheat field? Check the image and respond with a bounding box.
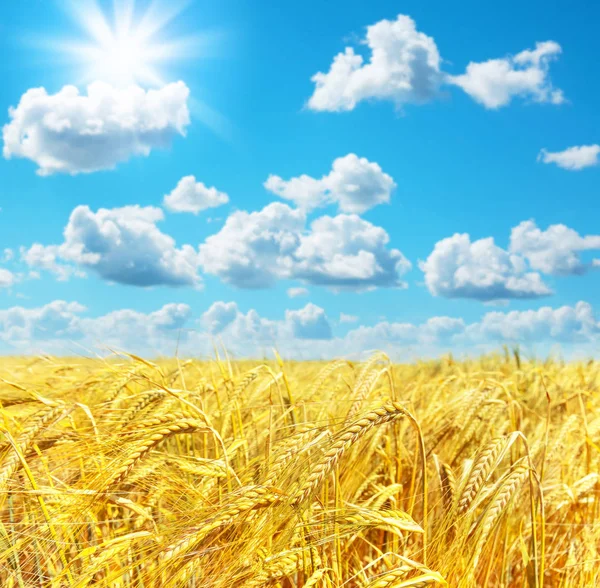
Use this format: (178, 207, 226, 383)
(0, 351, 597, 587)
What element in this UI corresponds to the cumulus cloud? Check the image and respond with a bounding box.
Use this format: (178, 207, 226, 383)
(286, 303, 333, 340)
(308, 14, 442, 112)
(20, 244, 75, 281)
(420, 232, 552, 301)
(0, 301, 86, 345)
(308, 14, 564, 114)
(0, 268, 16, 288)
(2, 81, 190, 175)
(198, 202, 411, 291)
(163, 175, 229, 214)
(265, 154, 395, 213)
(81, 303, 192, 348)
(0, 301, 192, 352)
(3, 249, 13, 261)
(510, 220, 600, 276)
(1, 300, 599, 359)
(538, 145, 600, 171)
(343, 303, 600, 356)
(23, 205, 201, 287)
(448, 41, 564, 109)
(467, 302, 600, 343)
(200, 301, 281, 347)
(287, 287, 309, 298)
(201, 301, 239, 334)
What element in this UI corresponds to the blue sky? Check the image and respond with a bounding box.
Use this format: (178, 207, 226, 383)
(1, 0, 599, 359)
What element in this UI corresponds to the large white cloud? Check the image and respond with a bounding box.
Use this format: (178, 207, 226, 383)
(308, 14, 442, 112)
(420, 232, 552, 301)
(538, 145, 600, 171)
(265, 154, 395, 213)
(510, 221, 600, 275)
(163, 175, 229, 214)
(2, 81, 190, 175)
(198, 202, 411, 290)
(448, 41, 564, 109)
(22, 205, 201, 287)
(308, 14, 564, 113)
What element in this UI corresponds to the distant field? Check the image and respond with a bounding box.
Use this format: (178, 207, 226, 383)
(0, 352, 597, 587)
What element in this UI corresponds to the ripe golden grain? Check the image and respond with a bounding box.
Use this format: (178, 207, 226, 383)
(0, 353, 596, 587)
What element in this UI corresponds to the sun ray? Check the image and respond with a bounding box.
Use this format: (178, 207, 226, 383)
(44, 0, 204, 88)
(20, 0, 236, 142)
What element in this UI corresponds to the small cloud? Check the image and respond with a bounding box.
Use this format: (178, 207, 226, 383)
(339, 312, 359, 323)
(163, 175, 229, 215)
(538, 145, 600, 171)
(287, 287, 309, 298)
(286, 303, 333, 340)
(510, 220, 600, 275)
(0, 268, 16, 288)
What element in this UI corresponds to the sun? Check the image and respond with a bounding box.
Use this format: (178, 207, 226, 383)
(49, 0, 202, 87)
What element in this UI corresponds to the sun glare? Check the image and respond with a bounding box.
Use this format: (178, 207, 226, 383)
(51, 0, 202, 87)
(90, 30, 152, 86)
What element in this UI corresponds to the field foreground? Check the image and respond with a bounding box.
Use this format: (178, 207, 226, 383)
(0, 353, 598, 587)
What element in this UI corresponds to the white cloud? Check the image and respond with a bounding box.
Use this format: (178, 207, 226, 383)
(286, 303, 333, 340)
(510, 220, 600, 276)
(538, 145, 600, 171)
(287, 287, 309, 298)
(1, 300, 599, 359)
(199, 203, 305, 289)
(339, 313, 359, 324)
(163, 175, 229, 214)
(3, 249, 13, 261)
(448, 41, 564, 109)
(198, 202, 411, 291)
(420, 232, 552, 301)
(467, 301, 600, 344)
(308, 14, 442, 112)
(0, 268, 16, 289)
(265, 154, 395, 213)
(81, 303, 192, 349)
(20, 244, 75, 281)
(308, 15, 564, 114)
(201, 301, 239, 334)
(23, 205, 201, 287)
(201, 302, 280, 347)
(0, 301, 86, 345)
(0, 301, 192, 352)
(2, 81, 190, 175)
